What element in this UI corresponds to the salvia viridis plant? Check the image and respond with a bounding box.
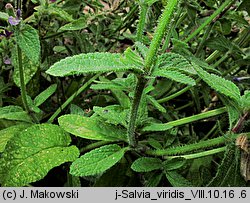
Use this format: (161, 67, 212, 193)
(0, 0, 249, 186)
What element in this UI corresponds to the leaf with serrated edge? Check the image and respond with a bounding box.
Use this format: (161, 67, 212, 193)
(16, 24, 40, 64)
(70, 144, 127, 176)
(163, 157, 186, 171)
(46, 52, 143, 77)
(153, 69, 196, 86)
(131, 157, 162, 172)
(166, 171, 193, 186)
(0, 124, 79, 186)
(193, 64, 240, 101)
(58, 114, 127, 142)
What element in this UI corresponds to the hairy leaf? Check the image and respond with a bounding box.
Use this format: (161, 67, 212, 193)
(166, 171, 193, 186)
(135, 41, 148, 59)
(70, 144, 127, 176)
(131, 157, 162, 172)
(193, 64, 240, 101)
(16, 24, 40, 64)
(46, 53, 143, 77)
(12, 47, 39, 87)
(93, 105, 128, 127)
(145, 172, 163, 187)
(143, 123, 173, 131)
(34, 84, 57, 107)
(205, 36, 242, 53)
(0, 106, 32, 123)
(147, 95, 166, 113)
(157, 52, 196, 75)
(0, 124, 30, 152)
(59, 17, 87, 31)
(58, 114, 127, 142)
(163, 157, 186, 171)
(121, 47, 144, 67)
(207, 144, 245, 186)
(0, 124, 79, 186)
(241, 90, 250, 111)
(153, 69, 196, 86)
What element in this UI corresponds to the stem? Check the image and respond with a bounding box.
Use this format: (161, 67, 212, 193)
(80, 141, 116, 153)
(163, 106, 227, 128)
(146, 135, 229, 156)
(161, 7, 183, 53)
(144, 0, 178, 73)
(146, 133, 250, 157)
(157, 86, 190, 103)
(184, 0, 234, 43)
(136, 3, 148, 42)
(47, 74, 100, 123)
(17, 45, 29, 112)
(127, 77, 147, 147)
(166, 147, 226, 160)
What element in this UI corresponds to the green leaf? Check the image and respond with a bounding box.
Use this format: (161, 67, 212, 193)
(93, 105, 128, 127)
(112, 89, 131, 108)
(58, 114, 127, 142)
(153, 69, 196, 86)
(48, 6, 74, 22)
(144, 172, 163, 187)
(34, 84, 57, 107)
(241, 90, 250, 111)
(205, 36, 242, 53)
(0, 124, 80, 186)
(207, 144, 245, 186)
(0, 124, 30, 152)
(166, 171, 193, 186)
(143, 123, 173, 131)
(16, 24, 40, 64)
(135, 41, 148, 59)
(193, 64, 240, 101)
(94, 162, 130, 187)
(46, 52, 143, 77)
(70, 144, 127, 176)
(121, 47, 144, 68)
(12, 47, 39, 87)
(147, 95, 166, 113)
(157, 52, 196, 75)
(70, 104, 85, 116)
(224, 101, 241, 130)
(144, 0, 160, 6)
(59, 17, 87, 31)
(0, 106, 32, 123)
(163, 157, 186, 171)
(131, 157, 162, 172)
(0, 11, 9, 21)
(147, 138, 163, 149)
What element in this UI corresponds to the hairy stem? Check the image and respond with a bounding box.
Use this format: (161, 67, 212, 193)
(144, 0, 178, 73)
(136, 3, 148, 42)
(166, 147, 226, 160)
(48, 74, 100, 123)
(146, 132, 250, 156)
(17, 45, 29, 112)
(127, 77, 147, 147)
(17, 45, 39, 123)
(163, 107, 227, 128)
